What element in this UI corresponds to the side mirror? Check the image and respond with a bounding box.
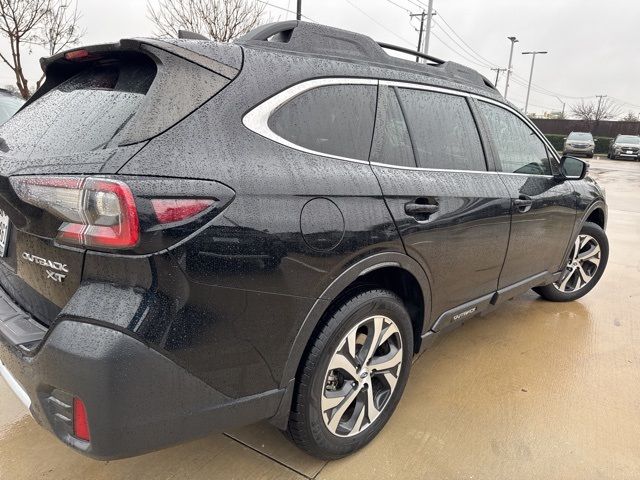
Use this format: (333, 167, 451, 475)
(593, 138, 598, 142)
(563, 137, 567, 140)
(556, 155, 589, 181)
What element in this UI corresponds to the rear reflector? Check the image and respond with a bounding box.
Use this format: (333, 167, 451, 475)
(151, 198, 214, 224)
(73, 397, 91, 441)
(10, 176, 139, 249)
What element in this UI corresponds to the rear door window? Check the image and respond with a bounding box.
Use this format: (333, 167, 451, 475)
(478, 101, 553, 176)
(370, 86, 415, 168)
(395, 88, 486, 171)
(268, 84, 376, 161)
(0, 62, 155, 157)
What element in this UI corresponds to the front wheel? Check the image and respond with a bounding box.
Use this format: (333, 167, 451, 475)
(287, 289, 413, 459)
(534, 222, 608, 302)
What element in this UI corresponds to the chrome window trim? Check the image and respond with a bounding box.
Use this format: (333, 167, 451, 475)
(242, 76, 558, 177)
(242, 77, 377, 165)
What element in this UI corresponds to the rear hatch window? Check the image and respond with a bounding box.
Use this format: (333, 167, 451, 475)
(0, 62, 155, 158)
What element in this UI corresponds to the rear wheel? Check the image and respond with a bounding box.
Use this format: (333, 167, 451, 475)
(534, 222, 608, 302)
(287, 289, 413, 459)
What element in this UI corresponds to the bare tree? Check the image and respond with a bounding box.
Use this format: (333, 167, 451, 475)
(0, 0, 82, 99)
(147, 0, 266, 42)
(622, 111, 639, 122)
(0, 0, 50, 99)
(33, 0, 83, 88)
(570, 97, 621, 132)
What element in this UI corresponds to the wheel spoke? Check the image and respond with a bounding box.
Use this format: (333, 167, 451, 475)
(365, 385, 381, 423)
(369, 347, 402, 372)
(573, 236, 582, 260)
(361, 316, 384, 365)
(574, 275, 582, 291)
(579, 235, 591, 250)
(557, 267, 576, 291)
(577, 264, 593, 284)
(351, 402, 367, 434)
(326, 386, 360, 433)
(327, 351, 358, 381)
(381, 371, 398, 390)
(322, 383, 353, 410)
(577, 243, 600, 262)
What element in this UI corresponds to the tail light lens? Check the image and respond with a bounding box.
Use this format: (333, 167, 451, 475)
(73, 397, 91, 441)
(11, 176, 140, 249)
(151, 198, 214, 224)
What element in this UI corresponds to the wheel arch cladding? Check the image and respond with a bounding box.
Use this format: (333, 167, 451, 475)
(269, 254, 430, 429)
(275, 253, 430, 392)
(586, 207, 606, 229)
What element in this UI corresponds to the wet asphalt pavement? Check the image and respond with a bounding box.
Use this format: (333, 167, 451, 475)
(1, 157, 639, 479)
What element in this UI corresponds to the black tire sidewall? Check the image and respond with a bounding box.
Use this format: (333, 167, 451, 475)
(292, 290, 413, 459)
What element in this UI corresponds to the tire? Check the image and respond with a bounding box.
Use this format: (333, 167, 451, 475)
(533, 222, 608, 302)
(587, 153, 594, 159)
(607, 152, 611, 159)
(287, 289, 414, 459)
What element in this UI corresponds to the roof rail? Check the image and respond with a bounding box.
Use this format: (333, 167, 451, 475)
(377, 42, 444, 65)
(237, 22, 497, 92)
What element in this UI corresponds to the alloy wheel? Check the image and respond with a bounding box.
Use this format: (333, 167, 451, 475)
(553, 234, 601, 293)
(321, 315, 403, 437)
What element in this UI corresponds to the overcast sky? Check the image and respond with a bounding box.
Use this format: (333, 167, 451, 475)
(1, 0, 638, 116)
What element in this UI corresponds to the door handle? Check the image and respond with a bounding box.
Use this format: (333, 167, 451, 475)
(513, 195, 533, 213)
(405, 200, 439, 219)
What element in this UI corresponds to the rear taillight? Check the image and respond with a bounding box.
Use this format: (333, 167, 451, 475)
(151, 198, 214, 224)
(73, 397, 91, 441)
(11, 176, 139, 249)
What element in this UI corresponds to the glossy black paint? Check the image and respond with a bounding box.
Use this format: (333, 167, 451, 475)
(0, 21, 608, 459)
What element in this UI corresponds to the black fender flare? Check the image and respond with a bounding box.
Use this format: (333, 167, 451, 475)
(560, 199, 607, 269)
(582, 199, 608, 230)
(269, 252, 432, 429)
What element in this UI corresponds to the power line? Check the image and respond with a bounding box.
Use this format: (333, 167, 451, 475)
(436, 12, 500, 68)
(256, 0, 317, 22)
(345, 0, 415, 47)
(384, 0, 412, 13)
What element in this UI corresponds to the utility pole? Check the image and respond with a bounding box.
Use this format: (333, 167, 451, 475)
(296, 0, 302, 21)
(410, 11, 426, 62)
(422, 0, 434, 57)
(594, 94, 607, 133)
(503, 36, 518, 99)
(522, 50, 548, 115)
(555, 96, 566, 118)
(595, 94, 607, 115)
(490, 67, 507, 88)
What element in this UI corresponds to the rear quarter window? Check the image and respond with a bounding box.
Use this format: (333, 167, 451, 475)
(268, 84, 376, 161)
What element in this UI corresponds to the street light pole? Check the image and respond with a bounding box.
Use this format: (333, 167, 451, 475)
(296, 0, 302, 21)
(522, 50, 548, 115)
(503, 36, 518, 99)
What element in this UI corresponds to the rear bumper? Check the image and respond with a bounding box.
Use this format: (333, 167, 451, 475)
(0, 299, 284, 460)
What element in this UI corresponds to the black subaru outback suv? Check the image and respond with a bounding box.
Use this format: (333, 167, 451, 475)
(0, 21, 608, 460)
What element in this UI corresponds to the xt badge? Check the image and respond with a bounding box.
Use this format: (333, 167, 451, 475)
(22, 252, 68, 283)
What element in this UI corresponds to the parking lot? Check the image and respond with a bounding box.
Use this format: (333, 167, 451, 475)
(1, 156, 639, 480)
